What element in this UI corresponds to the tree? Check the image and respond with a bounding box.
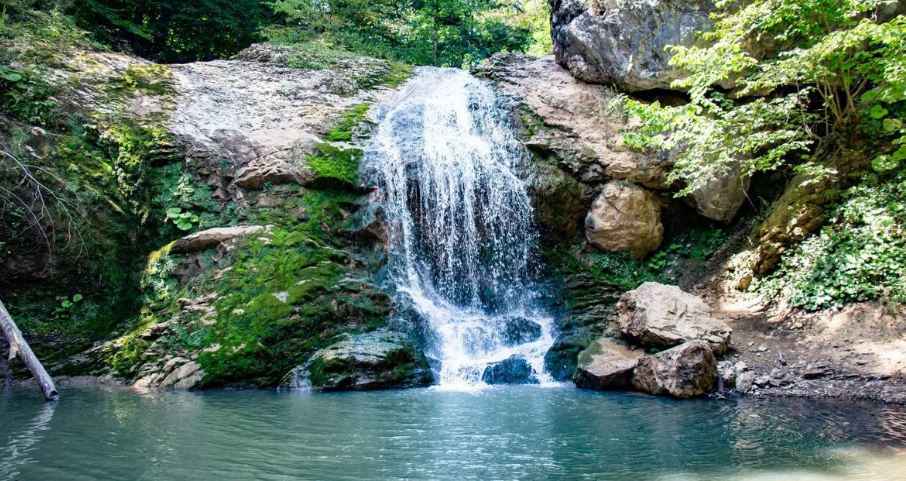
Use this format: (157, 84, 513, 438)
(69, 0, 273, 62)
(267, 0, 533, 67)
(622, 0, 906, 194)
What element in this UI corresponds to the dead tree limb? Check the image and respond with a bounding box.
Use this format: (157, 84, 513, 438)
(0, 299, 59, 401)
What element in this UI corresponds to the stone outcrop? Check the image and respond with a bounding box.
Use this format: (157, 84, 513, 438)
(631, 340, 718, 398)
(477, 53, 671, 242)
(617, 282, 732, 354)
(550, 0, 713, 91)
(574, 337, 644, 389)
(283, 330, 433, 391)
(585, 181, 663, 258)
(170, 225, 271, 254)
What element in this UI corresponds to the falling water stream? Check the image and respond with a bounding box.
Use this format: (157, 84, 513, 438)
(365, 68, 555, 388)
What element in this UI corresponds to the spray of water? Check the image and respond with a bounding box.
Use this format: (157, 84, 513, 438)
(365, 67, 555, 388)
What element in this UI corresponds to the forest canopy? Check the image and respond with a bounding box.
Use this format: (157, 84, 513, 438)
(1, 0, 551, 65)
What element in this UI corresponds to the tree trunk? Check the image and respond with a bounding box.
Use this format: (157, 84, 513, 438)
(0, 299, 58, 401)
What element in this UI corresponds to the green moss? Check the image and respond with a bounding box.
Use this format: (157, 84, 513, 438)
(327, 104, 370, 142)
(380, 62, 413, 89)
(576, 340, 603, 366)
(307, 143, 363, 188)
(106, 64, 175, 98)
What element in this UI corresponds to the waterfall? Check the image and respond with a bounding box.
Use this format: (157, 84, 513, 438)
(364, 67, 555, 388)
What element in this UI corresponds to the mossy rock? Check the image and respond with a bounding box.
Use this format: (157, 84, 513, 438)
(284, 330, 434, 391)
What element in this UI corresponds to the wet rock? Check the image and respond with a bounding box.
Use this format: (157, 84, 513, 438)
(685, 169, 751, 223)
(482, 356, 538, 385)
(617, 282, 732, 354)
(718, 360, 738, 388)
(170, 225, 270, 254)
(574, 337, 644, 389)
(551, 0, 714, 91)
(283, 330, 433, 391)
(736, 371, 757, 393)
(585, 181, 663, 258)
(632, 341, 718, 398)
(498, 317, 543, 347)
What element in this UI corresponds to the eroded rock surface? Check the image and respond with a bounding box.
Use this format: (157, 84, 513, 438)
(632, 340, 718, 398)
(618, 282, 731, 354)
(574, 337, 644, 389)
(550, 0, 713, 91)
(585, 181, 663, 258)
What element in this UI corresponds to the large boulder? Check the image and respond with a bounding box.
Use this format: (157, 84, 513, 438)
(686, 168, 751, 223)
(574, 337, 644, 389)
(617, 282, 731, 354)
(632, 340, 718, 398)
(551, 0, 713, 91)
(282, 330, 434, 391)
(585, 181, 663, 258)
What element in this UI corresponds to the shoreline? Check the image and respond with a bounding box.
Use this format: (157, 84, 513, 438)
(4, 373, 906, 405)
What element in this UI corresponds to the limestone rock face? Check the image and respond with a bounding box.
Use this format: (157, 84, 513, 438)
(617, 282, 732, 354)
(585, 181, 663, 258)
(632, 340, 718, 398)
(574, 337, 644, 389)
(551, 0, 713, 91)
(283, 330, 433, 391)
(169, 45, 396, 201)
(686, 169, 751, 223)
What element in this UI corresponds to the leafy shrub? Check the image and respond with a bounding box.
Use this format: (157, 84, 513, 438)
(761, 168, 906, 310)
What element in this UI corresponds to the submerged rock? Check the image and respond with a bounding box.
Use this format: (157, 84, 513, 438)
(283, 330, 433, 391)
(617, 282, 732, 354)
(481, 356, 538, 385)
(574, 337, 644, 389)
(551, 0, 713, 91)
(632, 341, 718, 398)
(585, 181, 663, 258)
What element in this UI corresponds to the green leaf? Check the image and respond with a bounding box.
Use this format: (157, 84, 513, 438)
(870, 105, 889, 120)
(893, 146, 906, 162)
(166, 207, 182, 218)
(0, 67, 23, 82)
(176, 221, 193, 231)
(883, 118, 903, 133)
(872, 154, 900, 172)
(73, 294, 84, 302)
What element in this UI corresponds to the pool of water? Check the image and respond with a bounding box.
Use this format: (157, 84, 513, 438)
(2, 386, 905, 480)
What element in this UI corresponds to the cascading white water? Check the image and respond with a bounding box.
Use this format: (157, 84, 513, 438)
(365, 68, 556, 388)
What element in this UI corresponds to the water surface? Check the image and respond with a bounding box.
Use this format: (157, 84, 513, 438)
(2, 386, 905, 480)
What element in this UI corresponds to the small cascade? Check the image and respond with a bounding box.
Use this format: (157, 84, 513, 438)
(364, 67, 555, 388)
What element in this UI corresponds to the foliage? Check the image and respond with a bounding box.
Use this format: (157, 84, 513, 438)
(67, 0, 273, 63)
(165, 207, 199, 231)
(760, 167, 906, 310)
(266, 0, 535, 68)
(0, 65, 59, 126)
(621, 0, 906, 196)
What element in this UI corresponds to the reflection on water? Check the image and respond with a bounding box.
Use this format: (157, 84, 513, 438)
(1, 386, 905, 480)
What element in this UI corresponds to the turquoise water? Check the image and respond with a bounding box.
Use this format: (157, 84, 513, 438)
(2, 386, 905, 480)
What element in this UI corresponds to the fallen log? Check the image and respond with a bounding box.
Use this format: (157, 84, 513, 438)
(0, 299, 59, 401)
